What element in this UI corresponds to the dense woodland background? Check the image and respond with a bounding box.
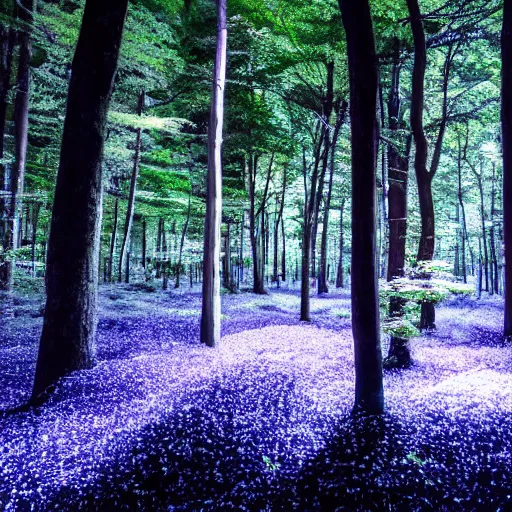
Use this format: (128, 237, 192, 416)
(0, 0, 502, 298)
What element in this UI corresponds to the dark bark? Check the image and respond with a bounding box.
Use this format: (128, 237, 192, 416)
(30, 201, 40, 276)
(0, 0, 33, 291)
(248, 153, 272, 294)
(340, 0, 384, 415)
(490, 162, 499, 294)
(336, 199, 345, 288)
(0, 22, 15, 230)
(176, 187, 191, 289)
(386, 41, 410, 282)
(385, 40, 412, 367)
(457, 134, 468, 283)
(200, 0, 227, 347)
(118, 89, 144, 283)
(32, 0, 129, 399)
(318, 102, 346, 294)
(108, 197, 118, 282)
(142, 217, 146, 269)
(311, 62, 335, 280)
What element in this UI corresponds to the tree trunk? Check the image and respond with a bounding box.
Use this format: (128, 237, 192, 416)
(0, 22, 15, 233)
(176, 187, 191, 289)
(200, 0, 226, 347)
(118, 89, 144, 283)
(281, 209, 286, 282)
(31, 202, 40, 276)
(477, 171, 489, 292)
(318, 102, 346, 294)
(222, 222, 232, 290)
(457, 134, 468, 283)
(108, 197, 118, 282)
(490, 162, 499, 294)
(384, 40, 412, 367)
(142, 217, 146, 269)
(336, 199, 345, 288)
(32, 0, 129, 399)
(340, 0, 384, 415)
(0, 1, 33, 291)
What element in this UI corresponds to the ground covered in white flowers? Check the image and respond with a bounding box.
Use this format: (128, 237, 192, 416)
(0, 284, 510, 511)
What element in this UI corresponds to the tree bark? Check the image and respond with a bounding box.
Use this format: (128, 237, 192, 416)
(318, 101, 346, 294)
(32, 0, 129, 399)
(340, 0, 384, 415)
(385, 39, 412, 368)
(0, 22, 15, 231)
(490, 162, 499, 294)
(118, 89, 144, 283)
(200, 0, 227, 347)
(0, 1, 33, 291)
(109, 197, 118, 282)
(176, 185, 191, 289)
(336, 199, 345, 288)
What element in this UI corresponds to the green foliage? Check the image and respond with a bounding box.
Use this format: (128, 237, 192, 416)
(382, 318, 420, 340)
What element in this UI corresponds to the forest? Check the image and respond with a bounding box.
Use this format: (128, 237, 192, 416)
(0, 0, 511, 509)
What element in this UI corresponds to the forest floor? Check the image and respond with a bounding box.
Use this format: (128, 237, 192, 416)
(0, 279, 510, 511)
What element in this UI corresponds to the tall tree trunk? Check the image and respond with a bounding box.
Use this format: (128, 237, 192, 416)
(0, 0, 33, 291)
(318, 102, 346, 294)
(457, 134, 468, 283)
(274, 166, 287, 284)
(311, 62, 335, 280)
(504, 0, 512, 333)
(200, 0, 226, 347)
(0, 22, 15, 235)
(141, 217, 146, 269)
(118, 89, 144, 283)
(31, 201, 40, 276)
(336, 199, 345, 288)
(32, 0, 129, 399)
(108, 197, 118, 282)
(407, 0, 437, 331)
(490, 162, 499, 294)
(176, 187, 191, 289)
(385, 40, 412, 368)
(281, 208, 286, 282)
(222, 221, 232, 290)
(476, 169, 489, 292)
(340, 0, 384, 415)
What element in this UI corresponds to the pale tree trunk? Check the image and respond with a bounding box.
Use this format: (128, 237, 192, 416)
(200, 0, 227, 347)
(109, 196, 118, 282)
(490, 162, 499, 294)
(32, 0, 129, 399)
(340, 0, 384, 415)
(118, 89, 144, 283)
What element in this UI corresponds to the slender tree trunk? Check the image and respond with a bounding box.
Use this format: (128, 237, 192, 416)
(176, 188, 191, 289)
(108, 197, 118, 282)
(490, 162, 499, 294)
(32, 0, 129, 399)
(318, 102, 346, 294)
(311, 62, 335, 280)
(31, 202, 40, 276)
(476, 171, 489, 292)
(281, 209, 286, 282)
(0, 1, 33, 291)
(0, 22, 15, 235)
(385, 40, 412, 368)
(142, 217, 146, 269)
(200, 0, 226, 347)
(336, 199, 345, 288)
(222, 221, 232, 290)
(457, 134, 468, 283)
(118, 89, 144, 282)
(407, 0, 438, 331)
(340, 0, 384, 415)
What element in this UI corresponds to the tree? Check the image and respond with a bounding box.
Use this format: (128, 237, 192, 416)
(503, 0, 512, 337)
(339, 0, 384, 415)
(32, 0, 129, 399)
(118, 89, 145, 283)
(200, 0, 227, 348)
(0, 0, 34, 291)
